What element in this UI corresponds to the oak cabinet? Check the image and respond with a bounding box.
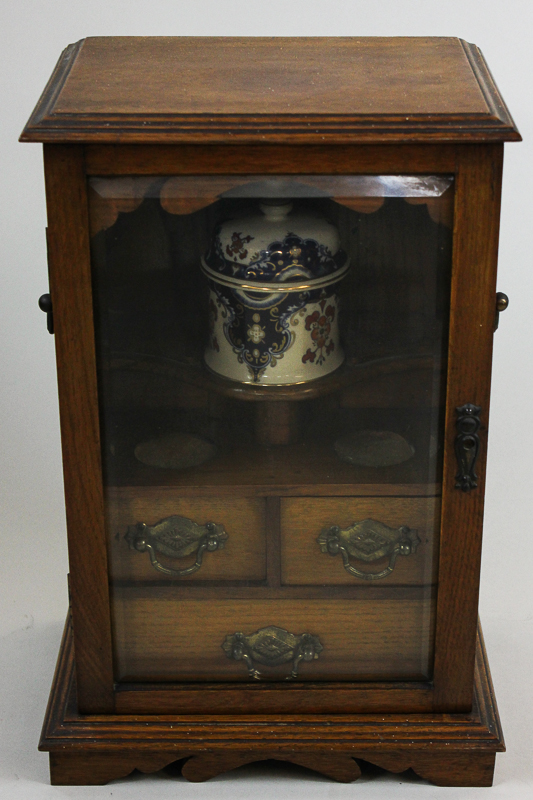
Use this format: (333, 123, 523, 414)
(22, 36, 520, 787)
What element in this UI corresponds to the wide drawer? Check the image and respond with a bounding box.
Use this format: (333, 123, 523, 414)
(280, 497, 440, 586)
(111, 594, 435, 682)
(105, 488, 266, 582)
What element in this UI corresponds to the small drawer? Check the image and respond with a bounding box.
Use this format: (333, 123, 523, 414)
(105, 488, 266, 582)
(112, 594, 434, 682)
(281, 496, 440, 586)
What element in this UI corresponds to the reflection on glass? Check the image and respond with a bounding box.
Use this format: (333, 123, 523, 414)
(88, 175, 453, 684)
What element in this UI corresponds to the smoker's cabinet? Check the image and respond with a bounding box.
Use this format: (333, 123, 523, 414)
(22, 36, 519, 787)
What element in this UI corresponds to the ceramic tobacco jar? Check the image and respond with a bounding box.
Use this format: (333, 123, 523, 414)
(201, 200, 350, 384)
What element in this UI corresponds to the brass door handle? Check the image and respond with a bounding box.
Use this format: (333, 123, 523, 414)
(317, 519, 420, 580)
(222, 626, 323, 680)
(455, 403, 481, 491)
(125, 515, 228, 577)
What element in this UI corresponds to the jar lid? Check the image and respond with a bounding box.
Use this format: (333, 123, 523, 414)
(203, 200, 348, 284)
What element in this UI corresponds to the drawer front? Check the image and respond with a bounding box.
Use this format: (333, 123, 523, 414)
(281, 497, 440, 586)
(112, 594, 434, 682)
(106, 489, 266, 582)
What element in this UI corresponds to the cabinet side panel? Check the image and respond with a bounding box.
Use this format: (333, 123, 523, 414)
(433, 144, 503, 711)
(43, 144, 114, 712)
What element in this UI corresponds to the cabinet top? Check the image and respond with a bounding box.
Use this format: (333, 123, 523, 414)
(20, 36, 520, 144)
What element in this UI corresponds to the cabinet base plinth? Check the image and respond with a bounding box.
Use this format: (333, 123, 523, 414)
(40, 618, 504, 787)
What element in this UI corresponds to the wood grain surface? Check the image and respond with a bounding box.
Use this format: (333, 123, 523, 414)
(106, 492, 266, 582)
(110, 596, 434, 682)
(40, 618, 504, 785)
(281, 496, 440, 586)
(21, 37, 520, 143)
(43, 145, 115, 713)
(84, 143, 460, 175)
(432, 144, 504, 711)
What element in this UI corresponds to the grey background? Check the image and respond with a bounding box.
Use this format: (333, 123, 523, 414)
(1, 1, 532, 797)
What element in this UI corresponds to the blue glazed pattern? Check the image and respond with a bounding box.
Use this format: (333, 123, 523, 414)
(205, 229, 348, 283)
(207, 280, 342, 384)
(203, 200, 349, 384)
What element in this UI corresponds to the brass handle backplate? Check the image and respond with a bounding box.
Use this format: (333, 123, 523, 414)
(317, 518, 420, 580)
(125, 515, 228, 577)
(222, 626, 323, 680)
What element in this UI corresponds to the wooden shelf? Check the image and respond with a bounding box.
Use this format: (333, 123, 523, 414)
(109, 351, 441, 403)
(107, 440, 441, 495)
(103, 352, 443, 494)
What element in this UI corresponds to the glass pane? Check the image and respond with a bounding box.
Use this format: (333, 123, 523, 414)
(88, 174, 453, 684)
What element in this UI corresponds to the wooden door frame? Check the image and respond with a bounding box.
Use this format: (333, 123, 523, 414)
(43, 142, 503, 714)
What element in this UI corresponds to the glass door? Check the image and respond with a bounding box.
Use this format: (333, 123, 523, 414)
(87, 173, 453, 684)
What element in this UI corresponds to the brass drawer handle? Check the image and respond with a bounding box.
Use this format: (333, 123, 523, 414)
(125, 515, 228, 577)
(222, 626, 323, 680)
(318, 519, 420, 581)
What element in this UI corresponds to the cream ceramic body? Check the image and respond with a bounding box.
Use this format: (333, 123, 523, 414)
(202, 201, 349, 385)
